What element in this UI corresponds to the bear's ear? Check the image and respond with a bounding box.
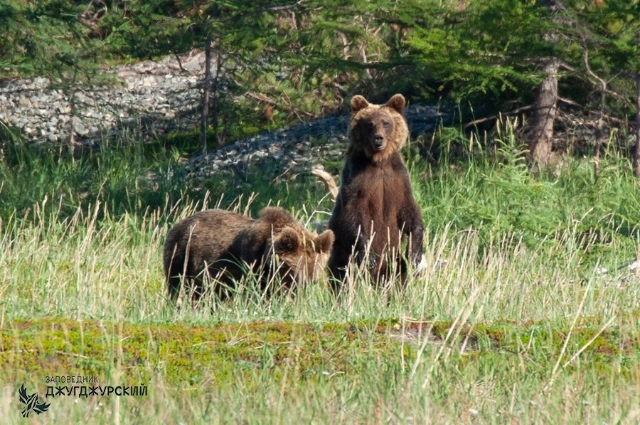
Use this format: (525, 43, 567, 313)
(314, 229, 334, 253)
(351, 95, 370, 113)
(273, 227, 301, 254)
(385, 94, 406, 114)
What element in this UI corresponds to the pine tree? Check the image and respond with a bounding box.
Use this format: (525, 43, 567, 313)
(571, 0, 640, 176)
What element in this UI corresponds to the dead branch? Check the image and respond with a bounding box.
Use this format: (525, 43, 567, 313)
(245, 91, 279, 107)
(262, 2, 304, 12)
(338, 32, 349, 60)
(311, 168, 339, 202)
(173, 51, 188, 73)
(587, 111, 627, 125)
(557, 97, 581, 108)
(464, 104, 535, 128)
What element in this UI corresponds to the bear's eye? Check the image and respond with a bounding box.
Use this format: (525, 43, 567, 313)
(383, 121, 391, 128)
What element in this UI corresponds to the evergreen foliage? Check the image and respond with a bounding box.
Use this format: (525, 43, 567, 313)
(2, 4, 640, 421)
(0, 1, 638, 136)
(0, 0, 102, 81)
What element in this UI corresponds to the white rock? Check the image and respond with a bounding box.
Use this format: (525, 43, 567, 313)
(74, 122, 89, 136)
(18, 97, 31, 107)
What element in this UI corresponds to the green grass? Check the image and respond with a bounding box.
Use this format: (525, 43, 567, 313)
(1, 316, 638, 423)
(1, 124, 640, 423)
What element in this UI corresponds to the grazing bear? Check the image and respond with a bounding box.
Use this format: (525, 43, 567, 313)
(164, 207, 334, 303)
(328, 93, 424, 291)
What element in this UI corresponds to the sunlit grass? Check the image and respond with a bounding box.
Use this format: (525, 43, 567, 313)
(1, 123, 640, 423)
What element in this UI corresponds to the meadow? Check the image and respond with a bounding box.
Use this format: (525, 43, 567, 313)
(1, 124, 639, 424)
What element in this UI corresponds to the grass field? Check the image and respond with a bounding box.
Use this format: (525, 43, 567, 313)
(1, 125, 640, 423)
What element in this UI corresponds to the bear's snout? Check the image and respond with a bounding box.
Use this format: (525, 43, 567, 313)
(373, 134, 385, 150)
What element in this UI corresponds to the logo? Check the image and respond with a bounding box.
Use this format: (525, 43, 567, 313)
(18, 384, 50, 417)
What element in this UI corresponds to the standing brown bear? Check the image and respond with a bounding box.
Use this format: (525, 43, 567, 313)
(328, 94, 423, 290)
(164, 207, 334, 303)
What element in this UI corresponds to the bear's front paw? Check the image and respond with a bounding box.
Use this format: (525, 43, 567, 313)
(412, 255, 428, 278)
(367, 255, 377, 271)
(355, 251, 377, 271)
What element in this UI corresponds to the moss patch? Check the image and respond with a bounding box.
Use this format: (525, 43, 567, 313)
(2, 315, 639, 393)
(0, 319, 406, 390)
(380, 313, 640, 377)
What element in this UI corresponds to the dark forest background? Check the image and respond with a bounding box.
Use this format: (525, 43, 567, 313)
(1, 0, 639, 172)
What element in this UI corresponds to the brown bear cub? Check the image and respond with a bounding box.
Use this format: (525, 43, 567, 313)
(328, 93, 423, 290)
(164, 207, 334, 303)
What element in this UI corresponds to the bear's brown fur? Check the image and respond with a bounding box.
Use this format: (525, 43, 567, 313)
(164, 207, 334, 303)
(328, 93, 423, 290)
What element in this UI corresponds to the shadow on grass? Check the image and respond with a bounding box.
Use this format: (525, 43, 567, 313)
(0, 132, 334, 226)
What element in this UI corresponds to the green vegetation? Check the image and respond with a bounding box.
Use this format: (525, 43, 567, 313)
(1, 316, 639, 423)
(1, 0, 640, 422)
(2, 1, 638, 136)
(1, 123, 640, 422)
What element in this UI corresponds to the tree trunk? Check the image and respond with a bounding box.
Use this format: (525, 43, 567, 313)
(211, 52, 223, 147)
(583, 48, 607, 182)
(65, 68, 79, 157)
(634, 73, 640, 178)
(525, 58, 560, 172)
(200, 35, 212, 156)
(67, 87, 77, 156)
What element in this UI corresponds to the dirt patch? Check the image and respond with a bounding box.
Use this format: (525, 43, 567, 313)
(386, 320, 483, 353)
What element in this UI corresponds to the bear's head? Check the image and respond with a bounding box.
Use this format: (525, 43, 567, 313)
(259, 207, 335, 287)
(348, 93, 408, 163)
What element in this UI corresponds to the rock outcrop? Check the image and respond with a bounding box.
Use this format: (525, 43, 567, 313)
(0, 51, 207, 145)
